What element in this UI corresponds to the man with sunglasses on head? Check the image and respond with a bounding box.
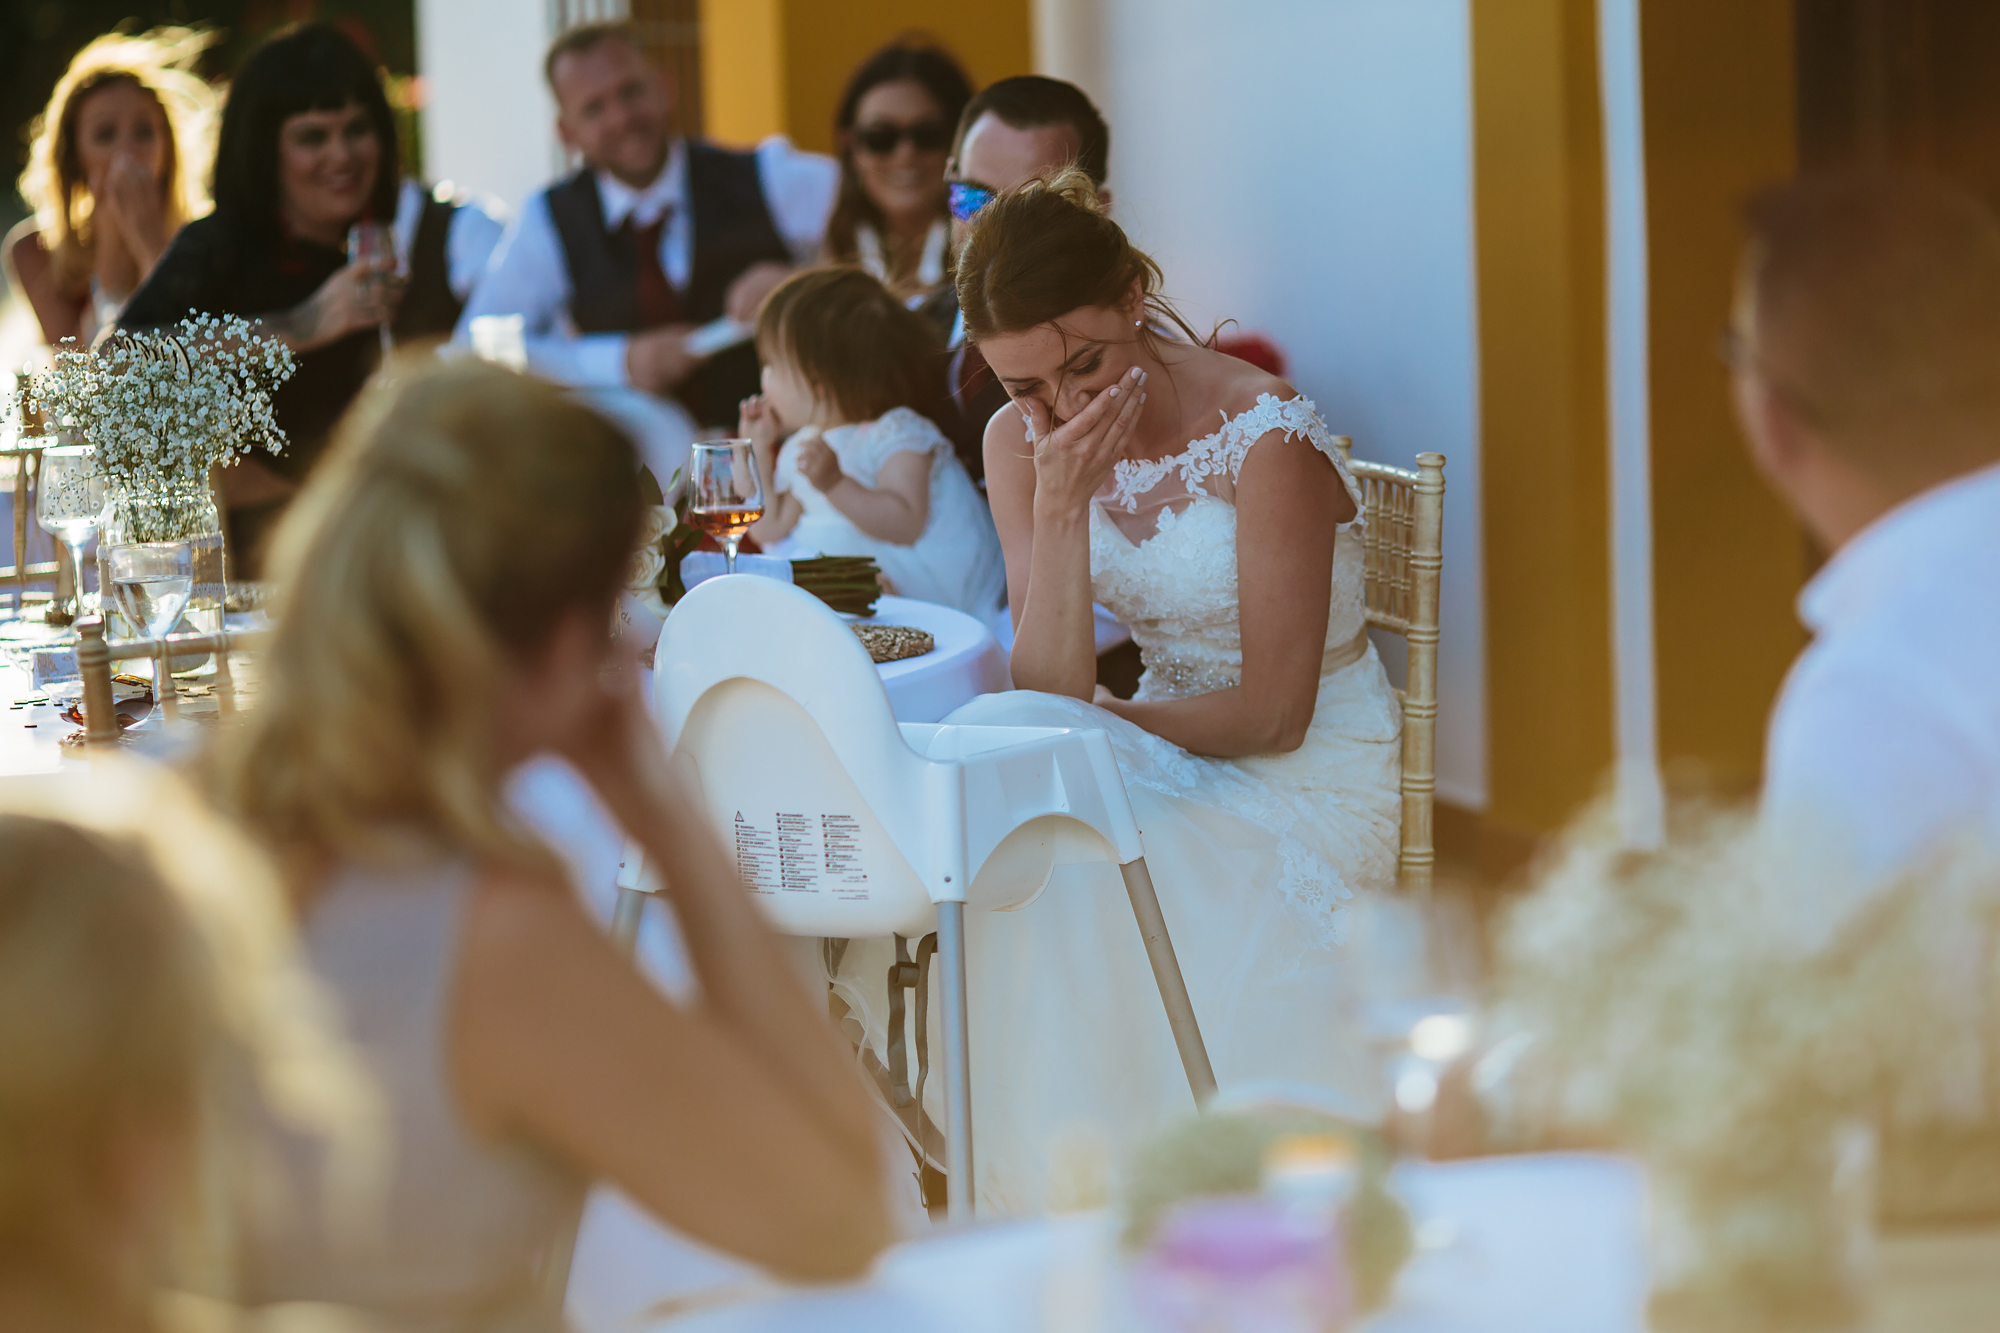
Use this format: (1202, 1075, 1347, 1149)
(924, 76, 1136, 686)
(925, 76, 1112, 485)
(458, 23, 836, 468)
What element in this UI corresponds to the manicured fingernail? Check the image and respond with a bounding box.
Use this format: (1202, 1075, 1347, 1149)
(1128, 366, 1142, 379)
(1107, 386, 1120, 398)
(1139, 393, 1147, 403)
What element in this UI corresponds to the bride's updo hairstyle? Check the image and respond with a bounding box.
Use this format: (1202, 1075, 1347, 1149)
(955, 164, 1204, 349)
(216, 360, 643, 880)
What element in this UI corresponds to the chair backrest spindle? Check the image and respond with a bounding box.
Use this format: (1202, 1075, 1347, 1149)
(1331, 436, 1444, 891)
(76, 623, 269, 744)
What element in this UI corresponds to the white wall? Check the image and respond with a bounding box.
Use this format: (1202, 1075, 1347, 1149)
(417, 0, 566, 211)
(1039, 0, 1488, 809)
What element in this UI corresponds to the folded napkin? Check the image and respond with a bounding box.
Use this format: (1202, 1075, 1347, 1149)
(679, 552, 793, 593)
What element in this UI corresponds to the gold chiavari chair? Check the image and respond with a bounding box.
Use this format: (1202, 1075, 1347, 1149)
(75, 615, 270, 744)
(1334, 438, 1445, 891)
(3, 444, 60, 609)
(5, 371, 63, 611)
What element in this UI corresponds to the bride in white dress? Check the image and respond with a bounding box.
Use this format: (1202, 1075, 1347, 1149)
(831, 169, 1403, 1214)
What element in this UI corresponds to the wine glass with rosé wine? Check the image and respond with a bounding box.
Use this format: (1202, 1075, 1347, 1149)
(688, 439, 765, 575)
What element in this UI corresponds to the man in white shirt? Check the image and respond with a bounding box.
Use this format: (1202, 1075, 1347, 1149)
(457, 23, 835, 463)
(1728, 172, 2000, 925)
(390, 178, 506, 334)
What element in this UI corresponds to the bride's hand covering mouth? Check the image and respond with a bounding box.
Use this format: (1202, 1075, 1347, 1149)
(1020, 363, 1149, 516)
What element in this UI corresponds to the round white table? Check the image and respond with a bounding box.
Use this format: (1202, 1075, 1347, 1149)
(859, 595, 1011, 723)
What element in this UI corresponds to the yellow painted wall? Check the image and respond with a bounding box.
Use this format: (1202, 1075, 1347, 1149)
(1641, 0, 1808, 796)
(699, 0, 786, 144)
(700, 0, 1034, 151)
(1471, 0, 1616, 836)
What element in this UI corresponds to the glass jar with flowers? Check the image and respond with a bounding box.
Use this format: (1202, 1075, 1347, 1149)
(19, 314, 294, 651)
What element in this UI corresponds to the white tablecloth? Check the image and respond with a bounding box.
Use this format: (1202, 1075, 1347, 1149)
(0, 631, 197, 777)
(863, 595, 1011, 722)
(590, 1154, 1649, 1333)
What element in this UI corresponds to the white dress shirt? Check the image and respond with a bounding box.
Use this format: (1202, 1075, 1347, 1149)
(454, 136, 837, 388)
(391, 178, 507, 300)
(1762, 459, 2000, 923)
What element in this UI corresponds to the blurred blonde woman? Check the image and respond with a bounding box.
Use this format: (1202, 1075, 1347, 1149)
(6, 27, 217, 347)
(0, 763, 373, 1333)
(211, 359, 888, 1321)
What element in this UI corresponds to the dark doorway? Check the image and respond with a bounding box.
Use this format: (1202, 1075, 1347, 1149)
(1797, 0, 2000, 212)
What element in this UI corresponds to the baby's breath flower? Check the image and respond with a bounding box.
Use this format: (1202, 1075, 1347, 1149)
(13, 314, 297, 493)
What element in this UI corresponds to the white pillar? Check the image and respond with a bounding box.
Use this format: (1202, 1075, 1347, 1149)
(1032, 0, 1106, 96)
(416, 0, 567, 210)
(1598, 0, 1665, 850)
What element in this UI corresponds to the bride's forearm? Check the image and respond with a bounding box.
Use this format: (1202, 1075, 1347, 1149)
(1103, 683, 1317, 757)
(1010, 503, 1099, 698)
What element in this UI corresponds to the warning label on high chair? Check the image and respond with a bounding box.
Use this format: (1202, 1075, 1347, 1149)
(733, 813, 778, 894)
(821, 814, 869, 900)
(776, 813, 818, 892)
(733, 811, 871, 900)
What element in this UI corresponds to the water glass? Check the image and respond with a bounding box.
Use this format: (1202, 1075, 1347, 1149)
(106, 542, 195, 640)
(35, 444, 107, 616)
(688, 439, 765, 575)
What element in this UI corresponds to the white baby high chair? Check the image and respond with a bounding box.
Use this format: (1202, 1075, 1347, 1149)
(638, 574, 1217, 1220)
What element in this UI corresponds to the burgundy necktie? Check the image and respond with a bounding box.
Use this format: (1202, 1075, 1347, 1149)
(627, 213, 682, 328)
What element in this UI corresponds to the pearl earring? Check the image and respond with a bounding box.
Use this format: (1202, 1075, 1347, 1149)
(1134, 319, 1143, 328)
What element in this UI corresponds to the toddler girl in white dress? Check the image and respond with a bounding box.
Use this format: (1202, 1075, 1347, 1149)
(743, 267, 1005, 616)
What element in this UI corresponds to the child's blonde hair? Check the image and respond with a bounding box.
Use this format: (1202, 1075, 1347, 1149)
(755, 266, 945, 423)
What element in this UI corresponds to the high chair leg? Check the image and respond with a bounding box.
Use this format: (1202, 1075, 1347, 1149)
(1121, 858, 1218, 1106)
(936, 900, 974, 1221)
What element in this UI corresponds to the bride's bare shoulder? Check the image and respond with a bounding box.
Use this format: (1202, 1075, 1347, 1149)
(1198, 346, 1298, 421)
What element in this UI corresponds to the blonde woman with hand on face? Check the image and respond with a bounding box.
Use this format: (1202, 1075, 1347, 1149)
(6, 28, 216, 348)
(822, 170, 1404, 1215)
(211, 361, 889, 1322)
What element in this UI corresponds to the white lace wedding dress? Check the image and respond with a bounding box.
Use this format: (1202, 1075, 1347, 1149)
(829, 393, 1404, 1215)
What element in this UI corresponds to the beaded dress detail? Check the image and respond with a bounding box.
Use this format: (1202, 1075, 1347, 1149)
(828, 392, 1405, 1216)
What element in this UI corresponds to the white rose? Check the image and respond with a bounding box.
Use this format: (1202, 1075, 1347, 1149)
(629, 541, 666, 591)
(638, 504, 674, 547)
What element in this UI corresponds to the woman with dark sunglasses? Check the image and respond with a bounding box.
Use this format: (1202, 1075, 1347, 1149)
(821, 42, 970, 306)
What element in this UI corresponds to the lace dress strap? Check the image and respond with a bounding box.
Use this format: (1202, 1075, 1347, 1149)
(1104, 393, 1363, 525)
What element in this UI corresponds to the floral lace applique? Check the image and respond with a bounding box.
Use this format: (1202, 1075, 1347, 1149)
(1104, 393, 1362, 520)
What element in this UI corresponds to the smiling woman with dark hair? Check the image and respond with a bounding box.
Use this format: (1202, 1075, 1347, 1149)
(120, 22, 496, 572)
(821, 41, 971, 305)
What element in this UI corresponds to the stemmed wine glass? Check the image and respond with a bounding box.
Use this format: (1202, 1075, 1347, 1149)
(347, 220, 396, 360)
(688, 439, 765, 575)
(35, 444, 108, 621)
